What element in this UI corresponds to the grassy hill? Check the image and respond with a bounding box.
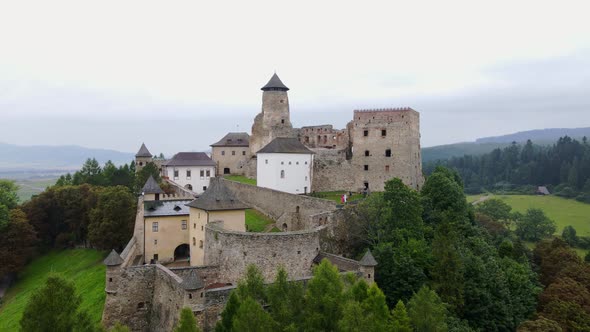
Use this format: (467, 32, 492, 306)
(0, 249, 107, 331)
(469, 194, 590, 237)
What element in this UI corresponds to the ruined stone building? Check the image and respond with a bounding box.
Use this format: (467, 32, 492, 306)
(212, 73, 424, 192)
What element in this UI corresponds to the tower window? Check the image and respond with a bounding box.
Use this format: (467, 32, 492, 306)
(181, 220, 187, 230)
(186, 170, 191, 178)
(193, 237, 196, 246)
(364, 150, 370, 157)
(281, 170, 285, 179)
(363, 130, 368, 137)
(381, 129, 387, 136)
(199, 240, 203, 249)
(139, 162, 143, 166)
(232, 151, 236, 156)
(265, 159, 268, 164)
(364, 165, 369, 171)
(281, 119, 285, 124)
(173, 170, 179, 178)
(385, 149, 391, 157)
(242, 151, 246, 156)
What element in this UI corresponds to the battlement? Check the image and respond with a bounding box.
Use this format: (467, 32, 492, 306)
(353, 107, 415, 113)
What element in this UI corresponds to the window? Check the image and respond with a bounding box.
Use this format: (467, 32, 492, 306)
(265, 159, 268, 164)
(363, 130, 368, 137)
(173, 170, 179, 179)
(296, 161, 299, 165)
(385, 165, 390, 172)
(194, 223, 196, 229)
(203, 186, 207, 191)
(199, 240, 203, 249)
(139, 161, 143, 166)
(189, 293, 192, 299)
(200, 170, 204, 178)
(280, 170, 285, 179)
(242, 151, 246, 156)
(221, 151, 225, 156)
(186, 170, 191, 179)
(281, 161, 284, 165)
(201, 225, 204, 231)
(153, 254, 158, 261)
(385, 149, 391, 157)
(281, 119, 285, 124)
(152, 222, 159, 232)
(206, 170, 211, 177)
(381, 129, 387, 136)
(193, 237, 196, 246)
(154, 239, 157, 245)
(364, 165, 369, 171)
(288, 161, 291, 165)
(365, 150, 370, 157)
(305, 161, 308, 165)
(232, 151, 236, 156)
(181, 220, 187, 230)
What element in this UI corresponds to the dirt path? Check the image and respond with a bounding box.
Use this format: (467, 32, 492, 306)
(472, 195, 493, 206)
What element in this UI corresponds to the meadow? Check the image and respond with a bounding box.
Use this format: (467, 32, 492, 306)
(245, 209, 275, 232)
(469, 194, 590, 237)
(0, 249, 106, 331)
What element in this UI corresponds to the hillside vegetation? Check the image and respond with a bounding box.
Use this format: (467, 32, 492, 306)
(0, 250, 106, 331)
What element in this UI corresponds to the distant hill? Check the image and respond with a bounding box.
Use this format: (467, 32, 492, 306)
(476, 127, 590, 144)
(422, 127, 590, 162)
(0, 142, 134, 173)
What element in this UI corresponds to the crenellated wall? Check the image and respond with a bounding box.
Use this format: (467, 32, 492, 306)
(204, 222, 322, 284)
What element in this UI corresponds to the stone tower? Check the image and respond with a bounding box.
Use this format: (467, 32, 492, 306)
(249, 73, 296, 155)
(135, 143, 153, 172)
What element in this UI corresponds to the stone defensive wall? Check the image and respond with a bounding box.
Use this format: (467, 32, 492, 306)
(221, 178, 338, 231)
(311, 148, 355, 192)
(204, 221, 322, 284)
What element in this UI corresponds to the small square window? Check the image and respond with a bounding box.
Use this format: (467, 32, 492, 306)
(232, 151, 236, 156)
(365, 150, 370, 157)
(181, 220, 187, 230)
(385, 165, 390, 172)
(221, 151, 225, 156)
(154, 239, 157, 245)
(206, 170, 211, 177)
(203, 186, 207, 191)
(364, 165, 369, 171)
(242, 151, 246, 156)
(173, 170, 179, 178)
(265, 159, 268, 164)
(381, 129, 387, 136)
(281, 161, 284, 165)
(385, 149, 392, 157)
(363, 130, 368, 137)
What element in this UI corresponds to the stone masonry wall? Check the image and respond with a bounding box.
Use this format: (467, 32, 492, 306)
(204, 222, 321, 284)
(221, 178, 337, 231)
(311, 148, 356, 192)
(149, 265, 185, 332)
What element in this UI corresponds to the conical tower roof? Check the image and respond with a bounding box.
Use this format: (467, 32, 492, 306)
(359, 249, 378, 266)
(261, 73, 289, 91)
(136, 143, 152, 157)
(186, 177, 249, 211)
(181, 269, 204, 290)
(142, 175, 164, 194)
(104, 249, 124, 266)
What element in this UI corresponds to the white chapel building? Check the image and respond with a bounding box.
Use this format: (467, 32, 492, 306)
(163, 152, 216, 194)
(256, 137, 314, 194)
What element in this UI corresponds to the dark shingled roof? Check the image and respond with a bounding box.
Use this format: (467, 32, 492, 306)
(165, 152, 216, 167)
(136, 143, 152, 157)
(257, 137, 314, 154)
(104, 250, 124, 266)
(261, 73, 289, 91)
(359, 249, 378, 266)
(186, 177, 249, 211)
(181, 269, 204, 290)
(211, 132, 250, 147)
(142, 175, 164, 194)
(144, 200, 191, 217)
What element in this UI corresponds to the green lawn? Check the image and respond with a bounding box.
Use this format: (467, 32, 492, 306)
(312, 191, 364, 204)
(245, 209, 275, 232)
(0, 249, 107, 331)
(224, 175, 256, 186)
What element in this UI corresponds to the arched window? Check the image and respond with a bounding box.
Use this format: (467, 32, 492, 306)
(199, 240, 203, 249)
(280, 170, 285, 179)
(192, 237, 196, 246)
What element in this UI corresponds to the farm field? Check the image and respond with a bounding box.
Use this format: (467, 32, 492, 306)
(0, 249, 106, 331)
(469, 194, 590, 237)
(13, 177, 56, 202)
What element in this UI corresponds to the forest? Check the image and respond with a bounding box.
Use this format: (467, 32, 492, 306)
(424, 136, 590, 201)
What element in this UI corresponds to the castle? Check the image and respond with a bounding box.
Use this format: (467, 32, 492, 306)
(101, 73, 422, 331)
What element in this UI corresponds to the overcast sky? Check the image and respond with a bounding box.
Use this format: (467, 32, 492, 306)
(1, 0, 589, 155)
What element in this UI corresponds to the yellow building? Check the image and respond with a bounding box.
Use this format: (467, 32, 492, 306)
(186, 177, 250, 266)
(144, 199, 192, 264)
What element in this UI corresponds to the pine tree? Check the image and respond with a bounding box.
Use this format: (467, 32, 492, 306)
(391, 300, 412, 332)
(175, 307, 201, 332)
(20, 274, 92, 332)
(215, 292, 240, 332)
(231, 297, 276, 332)
(407, 286, 448, 332)
(267, 267, 304, 329)
(304, 259, 344, 331)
